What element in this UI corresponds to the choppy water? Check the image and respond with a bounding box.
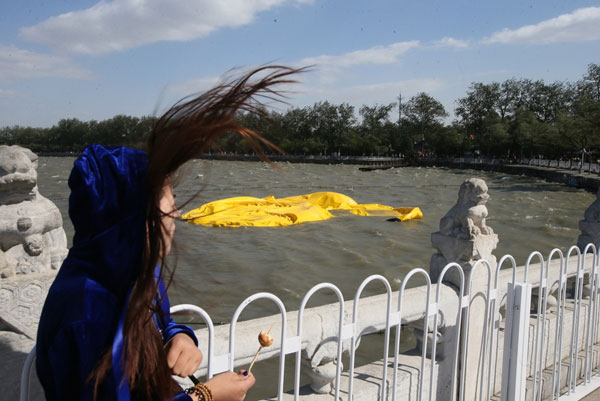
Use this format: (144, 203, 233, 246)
(38, 157, 595, 322)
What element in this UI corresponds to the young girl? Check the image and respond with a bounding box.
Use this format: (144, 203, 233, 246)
(36, 66, 303, 401)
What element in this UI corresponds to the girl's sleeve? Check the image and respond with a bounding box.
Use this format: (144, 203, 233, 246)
(161, 316, 199, 346)
(157, 278, 198, 346)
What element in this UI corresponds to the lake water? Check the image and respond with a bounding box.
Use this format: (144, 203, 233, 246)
(38, 157, 595, 323)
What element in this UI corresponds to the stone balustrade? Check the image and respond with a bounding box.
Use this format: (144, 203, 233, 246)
(174, 251, 595, 400)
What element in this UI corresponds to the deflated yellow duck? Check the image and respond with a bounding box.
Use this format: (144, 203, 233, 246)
(182, 191, 422, 227)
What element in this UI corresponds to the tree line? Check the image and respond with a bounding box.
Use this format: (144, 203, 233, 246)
(2, 63, 599, 161)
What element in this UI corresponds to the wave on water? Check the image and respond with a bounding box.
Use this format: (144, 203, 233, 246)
(280, 287, 301, 299)
(341, 247, 371, 265)
(543, 223, 573, 233)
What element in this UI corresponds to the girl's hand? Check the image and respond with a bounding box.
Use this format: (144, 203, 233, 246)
(165, 333, 203, 377)
(204, 370, 255, 401)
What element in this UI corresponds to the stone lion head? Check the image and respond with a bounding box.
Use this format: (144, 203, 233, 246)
(0, 145, 39, 205)
(457, 178, 489, 206)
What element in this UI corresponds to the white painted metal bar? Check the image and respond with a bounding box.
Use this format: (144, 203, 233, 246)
(550, 248, 566, 401)
(229, 292, 287, 401)
(294, 283, 344, 401)
(527, 251, 547, 401)
(559, 374, 600, 401)
(211, 353, 230, 375)
(523, 251, 544, 285)
(348, 274, 393, 401)
(593, 253, 600, 374)
(170, 304, 216, 378)
(19, 346, 36, 401)
(433, 262, 464, 401)
(569, 246, 584, 394)
(459, 259, 492, 401)
(486, 254, 517, 401)
(389, 311, 401, 326)
(392, 268, 431, 401)
(501, 282, 532, 401)
(582, 244, 598, 384)
(284, 336, 301, 354)
(342, 323, 355, 340)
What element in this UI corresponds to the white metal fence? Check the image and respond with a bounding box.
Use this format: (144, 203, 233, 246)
(450, 157, 600, 174)
(20, 245, 600, 401)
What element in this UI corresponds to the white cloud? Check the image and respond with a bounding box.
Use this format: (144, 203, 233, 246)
(0, 45, 93, 82)
(296, 41, 420, 85)
(299, 41, 420, 69)
(166, 41, 435, 106)
(0, 89, 19, 98)
(19, 0, 307, 55)
(294, 78, 445, 109)
(483, 7, 600, 45)
(432, 37, 469, 49)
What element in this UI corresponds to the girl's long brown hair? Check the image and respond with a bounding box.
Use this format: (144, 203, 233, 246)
(92, 65, 306, 400)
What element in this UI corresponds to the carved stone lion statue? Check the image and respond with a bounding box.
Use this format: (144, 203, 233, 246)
(439, 178, 494, 240)
(430, 178, 498, 285)
(0, 145, 68, 278)
(578, 187, 600, 251)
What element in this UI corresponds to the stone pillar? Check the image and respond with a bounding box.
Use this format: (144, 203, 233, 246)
(430, 178, 498, 401)
(0, 145, 68, 339)
(430, 178, 498, 284)
(577, 187, 600, 252)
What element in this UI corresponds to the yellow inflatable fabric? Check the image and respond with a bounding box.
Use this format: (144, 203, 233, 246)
(182, 192, 423, 227)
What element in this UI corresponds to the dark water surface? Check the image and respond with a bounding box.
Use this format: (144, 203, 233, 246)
(37, 157, 594, 323)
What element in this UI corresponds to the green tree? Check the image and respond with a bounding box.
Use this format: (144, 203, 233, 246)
(309, 101, 356, 155)
(480, 113, 509, 157)
(277, 107, 323, 154)
(455, 82, 499, 134)
(47, 119, 89, 152)
(578, 63, 600, 101)
(403, 92, 448, 154)
(429, 124, 465, 157)
(358, 103, 396, 155)
(557, 97, 600, 159)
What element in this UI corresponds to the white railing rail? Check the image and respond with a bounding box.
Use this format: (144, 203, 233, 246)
(18, 246, 600, 401)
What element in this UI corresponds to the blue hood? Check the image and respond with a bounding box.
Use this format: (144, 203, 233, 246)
(65, 144, 148, 298)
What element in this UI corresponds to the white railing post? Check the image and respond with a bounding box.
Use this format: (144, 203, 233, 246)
(501, 282, 532, 401)
(19, 346, 36, 401)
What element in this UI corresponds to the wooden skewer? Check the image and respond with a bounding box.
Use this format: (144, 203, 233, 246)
(248, 327, 272, 373)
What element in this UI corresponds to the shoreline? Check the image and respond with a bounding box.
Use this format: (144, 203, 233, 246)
(411, 159, 600, 193)
(38, 152, 600, 193)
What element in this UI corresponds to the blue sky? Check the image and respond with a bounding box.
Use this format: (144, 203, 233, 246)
(1, 0, 599, 127)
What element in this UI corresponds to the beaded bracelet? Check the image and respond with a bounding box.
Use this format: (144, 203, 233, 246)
(184, 382, 213, 401)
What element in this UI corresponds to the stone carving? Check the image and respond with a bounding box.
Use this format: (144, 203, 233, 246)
(429, 178, 499, 398)
(0, 271, 57, 339)
(577, 187, 600, 252)
(0, 145, 68, 338)
(430, 178, 498, 285)
(0, 145, 67, 277)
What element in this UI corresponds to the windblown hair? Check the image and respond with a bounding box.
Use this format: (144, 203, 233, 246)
(92, 65, 306, 400)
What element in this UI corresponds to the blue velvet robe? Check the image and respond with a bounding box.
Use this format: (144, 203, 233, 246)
(36, 145, 195, 401)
